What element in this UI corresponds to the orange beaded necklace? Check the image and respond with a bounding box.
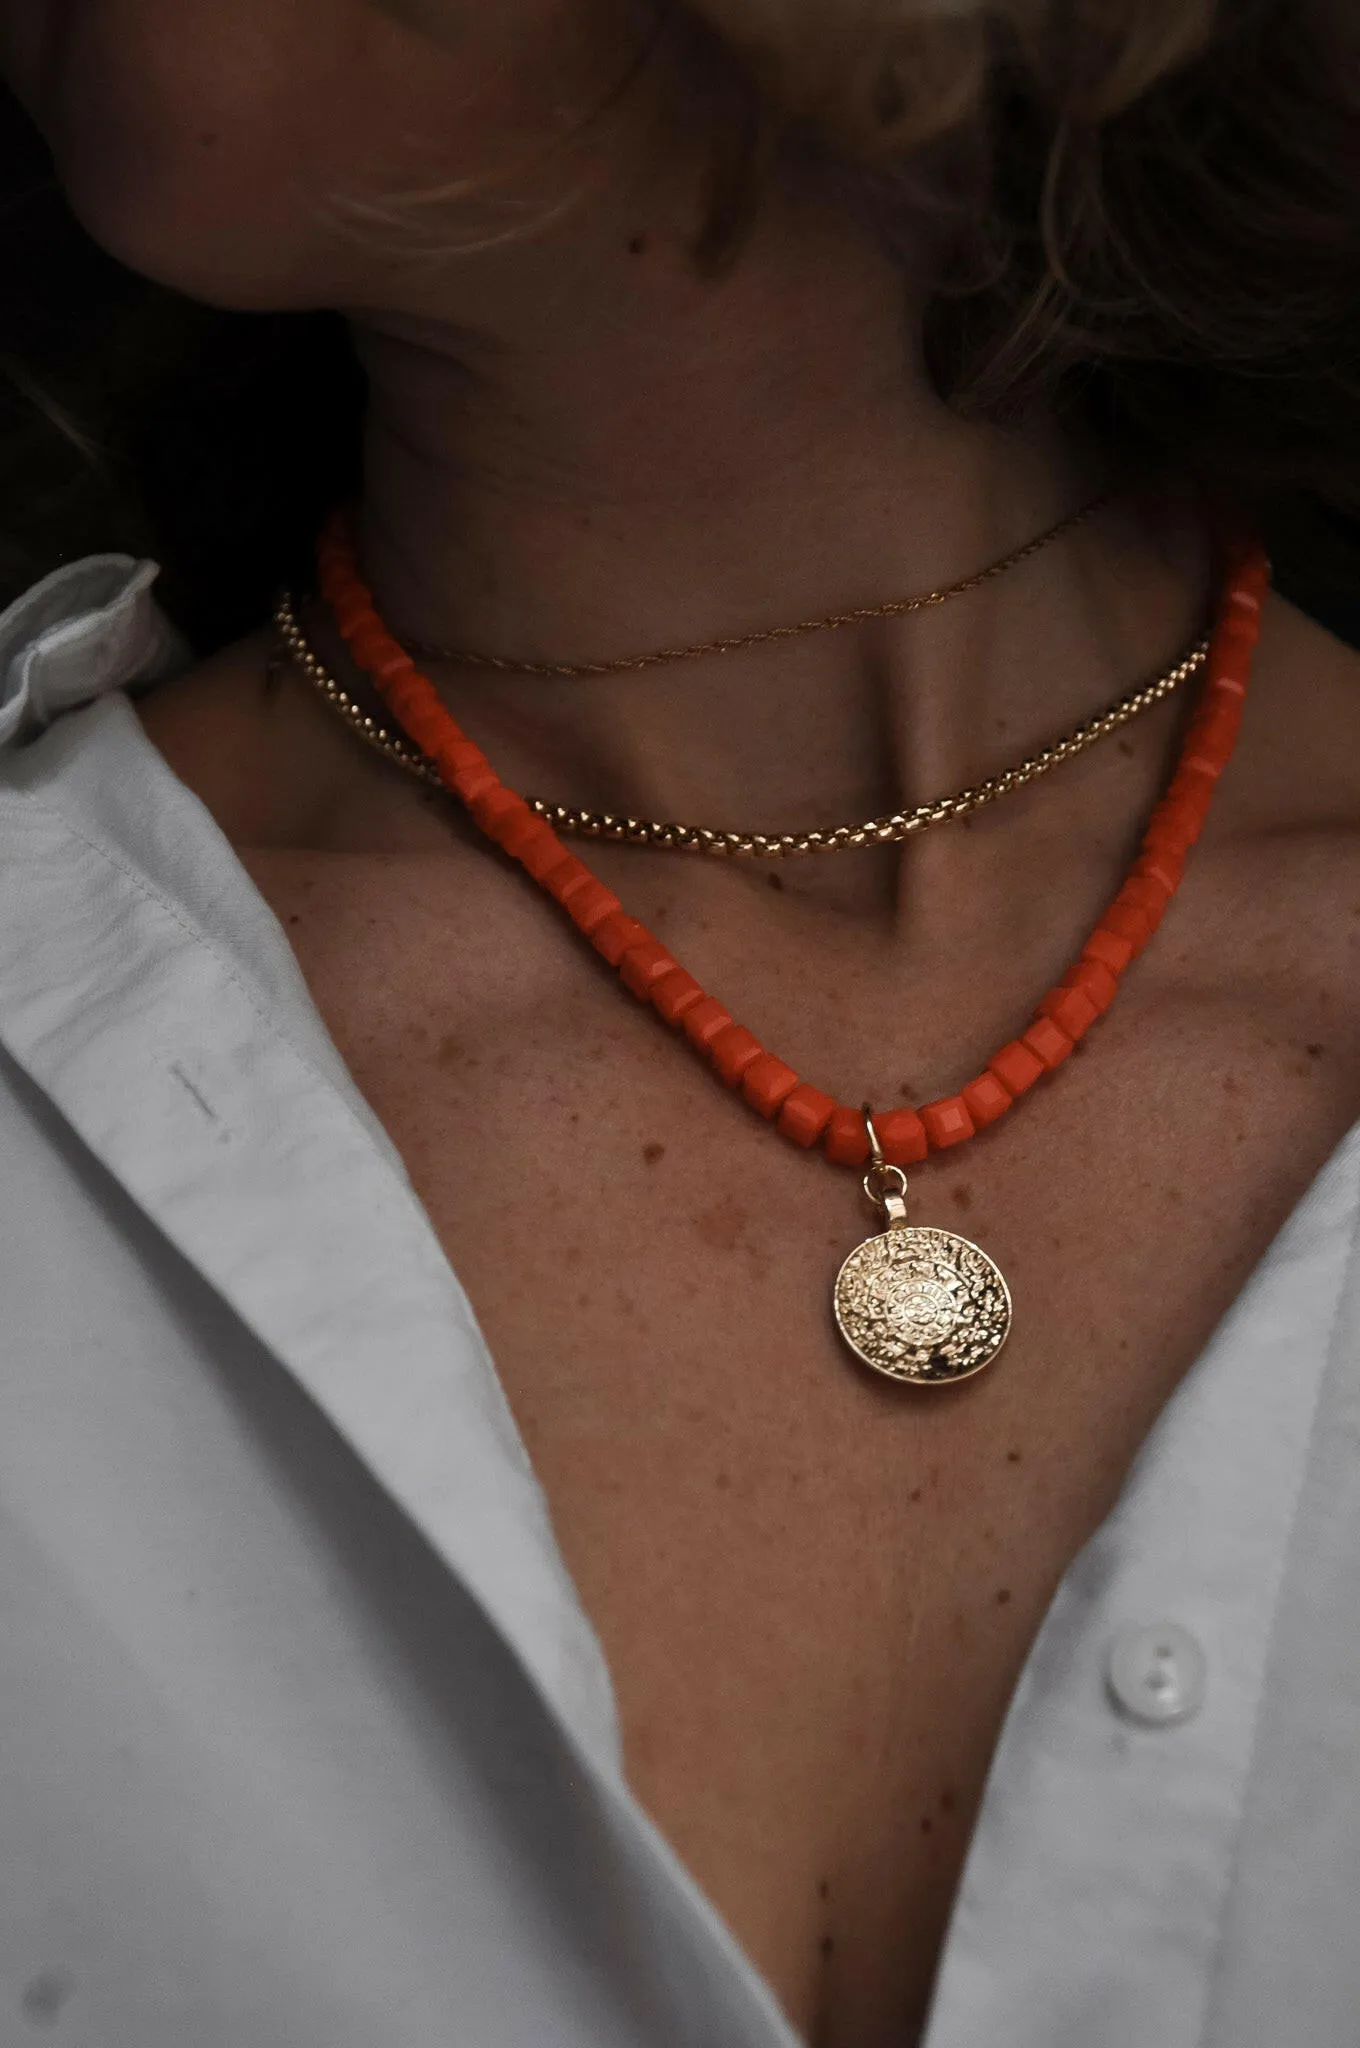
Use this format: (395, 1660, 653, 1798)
(317, 508, 1269, 1385)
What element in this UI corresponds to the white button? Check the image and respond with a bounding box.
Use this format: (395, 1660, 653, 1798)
(1105, 1622, 1206, 1726)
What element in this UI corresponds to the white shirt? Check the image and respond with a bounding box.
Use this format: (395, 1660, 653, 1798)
(1, 554, 1359, 2048)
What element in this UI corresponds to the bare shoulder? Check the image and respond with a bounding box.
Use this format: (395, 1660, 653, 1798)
(130, 626, 408, 853)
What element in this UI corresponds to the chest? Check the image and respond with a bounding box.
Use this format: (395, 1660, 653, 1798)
(242, 842, 1359, 2048)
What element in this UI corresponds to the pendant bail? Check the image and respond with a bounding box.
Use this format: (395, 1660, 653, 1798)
(863, 1106, 910, 1227)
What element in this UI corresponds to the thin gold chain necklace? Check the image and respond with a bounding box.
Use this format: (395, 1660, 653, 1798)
(395, 494, 1111, 677)
(272, 589, 1209, 858)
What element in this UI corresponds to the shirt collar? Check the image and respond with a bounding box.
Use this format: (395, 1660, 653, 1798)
(0, 553, 190, 748)
(0, 563, 625, 1776)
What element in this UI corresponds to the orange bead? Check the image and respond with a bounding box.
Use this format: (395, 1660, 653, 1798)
(1082, 926, 1135, 975)
(540, 853, 581, 896)
(682, 997, 733, 1051)
(497, 809, 557, 866)
(989, 1039, 1045, 1097)
(920, 1096, 975, 1149)
(824, 1107, 871, 1167)
(453, 763, 500, 806)
(1155, 786, 1204, 827)
(410, 714, 447, 761)
(1141, 823, 1188, 863)
(1191, 701, 1242, 754)
(620, 938, 678, 1000)
(742, 1054, 800, 1119)
(1209, 648, 1253, 689)
(1022, 1016, 1074, 1070)
(1061, 958, 1119, 1013)
(332, 610, 368, 645)
(519, 824, 570, 883)
(490, 804, 540, 856)
(962, 1071, 1012, 1128)
(470, 787, 525, 839)
(565, 879, 622, 934)
(1174, 761, 1221, 800)
(548, 858, 594, 902)
(382, 673, 431, 729)
(1117, 875, 1171, 917)
(350, 627, 393, 673)
(710, 1024, 764, 1086)
(1102, 902, 1155, 952)
(1212, 620, 1253, 652)
(652, 968, 705, 1025)
(777, 1084, 837, 1148)
(433, 736, 488, 778)
(591, 910, 649, 966)
(379, 682, 430, 734)
(1205, 646, 1250, 683)
(1134, 850, 1184, 895)
(1192, 738, 1235, 780)
(1106, 888, 1165, 949)
(1153, 794, 1208, 846)
(874, 1106, 929, 1165)
(1037, 984, 1099, 1042)
(370, 645, 417, 688)
(334, 600, 380, 641)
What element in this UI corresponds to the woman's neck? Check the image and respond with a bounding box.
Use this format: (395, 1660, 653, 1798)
(333, 167, 1202, 874)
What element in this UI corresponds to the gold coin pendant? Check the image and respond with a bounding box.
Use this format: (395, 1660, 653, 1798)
(833, 1224, 1012, 1386)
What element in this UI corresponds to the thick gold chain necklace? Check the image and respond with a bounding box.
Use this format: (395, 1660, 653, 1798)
(272, 589, 1208, 858)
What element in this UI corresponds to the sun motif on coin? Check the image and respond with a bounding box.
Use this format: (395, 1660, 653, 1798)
(833, 1226, 1012, 1385)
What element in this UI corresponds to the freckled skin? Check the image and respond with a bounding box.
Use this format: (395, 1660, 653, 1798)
(692, 1197, 749, 1254)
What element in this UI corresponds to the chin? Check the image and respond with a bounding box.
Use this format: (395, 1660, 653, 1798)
(45, 108, 328, 313)
(22, 7, 326, 312)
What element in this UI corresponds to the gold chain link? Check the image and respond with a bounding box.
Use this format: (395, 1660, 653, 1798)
(395, 496, 1112, 678)
(273, 592, 1209, 859)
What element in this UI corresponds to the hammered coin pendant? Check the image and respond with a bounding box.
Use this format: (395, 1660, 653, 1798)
(833, 1224, 1012, 1386)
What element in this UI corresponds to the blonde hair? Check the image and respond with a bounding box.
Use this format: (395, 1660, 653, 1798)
(686, 0, 1214, 149)
(367, 0, 1358, 481)
(667, 0, 1359, 485)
